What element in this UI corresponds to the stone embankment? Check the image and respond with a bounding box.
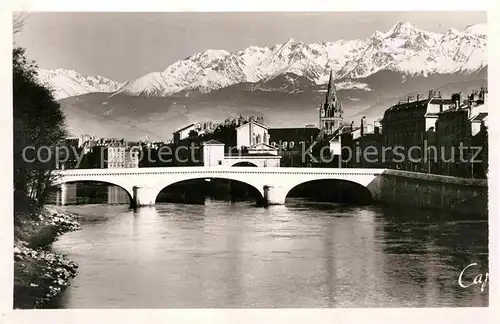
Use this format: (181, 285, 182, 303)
(14, 206, 80, 309)
(368, 170, 488, 217)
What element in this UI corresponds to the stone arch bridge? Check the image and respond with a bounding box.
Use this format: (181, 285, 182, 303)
(52, 167, 386, 207)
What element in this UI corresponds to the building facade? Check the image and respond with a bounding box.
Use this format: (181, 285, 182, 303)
(173, 123, 199, 144)
(435, 88, 488, 178)
(268, 127, 321, 167)
(202, 140, 225, 167)
(340, 118, 383, 168)
(202, 130, 281, 167)
(380, 90, 454, 172)
(106, 144, 140, 169)
(236, 120, 270, 150)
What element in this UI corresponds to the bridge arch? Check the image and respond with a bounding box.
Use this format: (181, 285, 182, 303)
(52, 178, 135, 205)
(284, 179, 374, 205)
(152, 177, 265, 203)
(231, 161, 258, 167)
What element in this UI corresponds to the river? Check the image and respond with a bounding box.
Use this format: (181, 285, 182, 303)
(47, 196, 489, 308)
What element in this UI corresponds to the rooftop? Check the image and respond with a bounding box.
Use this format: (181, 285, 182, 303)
(471, 112, 488, 122)
(248, 142, 278, 150)
(173, 123, 196, 133)
(429, 98, 454, 105)
(236, 120, 268, 130)
(388, 98, 430, 112)
(225, 153, 281, 157)
(203, 139, 225, 145)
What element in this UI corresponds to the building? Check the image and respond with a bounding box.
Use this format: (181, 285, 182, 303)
(223, 145, 281, 167)
(201, 127, 281, 168)
(340, 118, 383, 168)
(173, 123, 199, 144)
(319, 70, 344, 135)
(471, 116, 488, 178)
(269, 127, 320, 150)
(77, 134, 96, 149)
(106, 143, 139, 169)
(231, 119, 280, 167)
(435, 88, 488, 178)
(268, 127, 321, 167)
(236, 119, 270, 150)
(198, 121, 218, 136)
(380, 90, 455, 172)
(173, 119, 253, 145)
(75, 137, 143, 169)
(202, 140, 225, 167)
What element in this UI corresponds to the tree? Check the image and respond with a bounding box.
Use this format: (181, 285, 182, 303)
(188, 129, 198, 140)
(13, 46, 67, 209)
(201, 124, 238, 154)
(13, 13, 29, 36)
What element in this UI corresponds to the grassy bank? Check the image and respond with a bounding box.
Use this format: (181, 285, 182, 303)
(14, 205, 80, 309)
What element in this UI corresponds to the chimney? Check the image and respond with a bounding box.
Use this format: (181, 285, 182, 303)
(350, 121, 354, 130)
(417, 94, 420, 101)
(438, 91, 442, 98)
(428, 89, 433, 99)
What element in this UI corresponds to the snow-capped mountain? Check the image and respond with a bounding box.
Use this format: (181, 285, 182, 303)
(36, 69, 123, 100)
(114, 21, 487, 97)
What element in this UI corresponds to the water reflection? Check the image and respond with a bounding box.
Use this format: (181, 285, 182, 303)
(379, 208, 488, 307)
(49, 199, 488, 308)
(47, 183, 130, 205)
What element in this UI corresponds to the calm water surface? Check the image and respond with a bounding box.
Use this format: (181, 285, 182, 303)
(50, 199, 488, 308)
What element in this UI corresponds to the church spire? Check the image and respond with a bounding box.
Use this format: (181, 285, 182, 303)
(337, 99, 343, 117)
(319, 70, 344, 135)
(325, 70, 336, 107)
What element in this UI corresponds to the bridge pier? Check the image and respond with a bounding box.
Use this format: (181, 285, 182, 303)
(133, 186, 157, 207)
(263, 185, 287, 205)
(60, 183, 68, 206)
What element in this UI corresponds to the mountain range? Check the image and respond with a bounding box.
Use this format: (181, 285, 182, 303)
(36, 69, 123, 100)
(35, 21, 488, 140)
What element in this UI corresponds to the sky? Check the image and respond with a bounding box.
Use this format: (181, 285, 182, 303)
(14, 11, 486, 82)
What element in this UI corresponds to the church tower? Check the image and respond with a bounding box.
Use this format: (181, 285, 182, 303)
(319, 70, 344, 135)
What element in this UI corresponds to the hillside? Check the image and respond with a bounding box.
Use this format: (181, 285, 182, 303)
(59, 67, 486, 140)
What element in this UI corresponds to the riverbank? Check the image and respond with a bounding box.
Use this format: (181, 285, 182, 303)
(371, 169, 488, 217)
(13, 205, 80, 309)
